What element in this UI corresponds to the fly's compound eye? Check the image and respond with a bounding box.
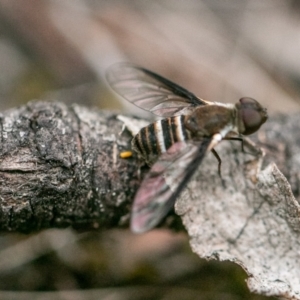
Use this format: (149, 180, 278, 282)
(237, 97, 268, 135)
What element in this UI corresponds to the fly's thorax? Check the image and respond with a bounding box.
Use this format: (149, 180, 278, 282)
(131, 115, 191, 164)
(184, 105, 235, 137)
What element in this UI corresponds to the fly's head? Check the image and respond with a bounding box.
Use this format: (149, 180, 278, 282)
(236, 97, 268, 135)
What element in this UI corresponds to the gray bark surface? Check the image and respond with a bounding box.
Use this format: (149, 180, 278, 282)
(0, 101, 299, 234)
(175, 114, 300, 299)
(1, 101, 300, 298)
(0, 101, 141, 232)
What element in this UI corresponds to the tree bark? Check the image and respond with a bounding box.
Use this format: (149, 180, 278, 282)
(1, 101, 300, 298)
(0, 101, 299, 234)
(0, 101, 142, 232)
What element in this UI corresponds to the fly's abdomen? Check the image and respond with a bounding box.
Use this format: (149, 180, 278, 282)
(132, 115, 191, 163)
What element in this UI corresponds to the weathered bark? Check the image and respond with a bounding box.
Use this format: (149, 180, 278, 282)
(1, 101, 300, 298)
(174, 114, 300, 300)
(0, 101, 299, 234)
(0, 101, 142, 232)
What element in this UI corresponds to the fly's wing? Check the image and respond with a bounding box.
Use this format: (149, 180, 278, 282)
(131, 138, 212, 233)
(106, 63, 209, 117)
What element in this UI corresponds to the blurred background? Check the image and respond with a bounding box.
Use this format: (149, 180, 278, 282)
(0, 0, 299, 299)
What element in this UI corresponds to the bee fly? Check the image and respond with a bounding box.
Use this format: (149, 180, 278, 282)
(106, 63, 268, 233)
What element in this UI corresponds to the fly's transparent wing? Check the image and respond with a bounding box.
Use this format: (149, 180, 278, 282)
(106, 63, 209, 117)
(130, 138, 212, 233)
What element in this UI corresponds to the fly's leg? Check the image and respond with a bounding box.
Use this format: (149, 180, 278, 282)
(224, 137, 244, 152)
(224, 136, 263, 157)
(211, 149, 222, 177)
(207, 133, 225, 181)
(225, 136, 265, 178)
(211, 148, 226, 187)
(242, 137, 264, 157)
(240, 137, 265, 177)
